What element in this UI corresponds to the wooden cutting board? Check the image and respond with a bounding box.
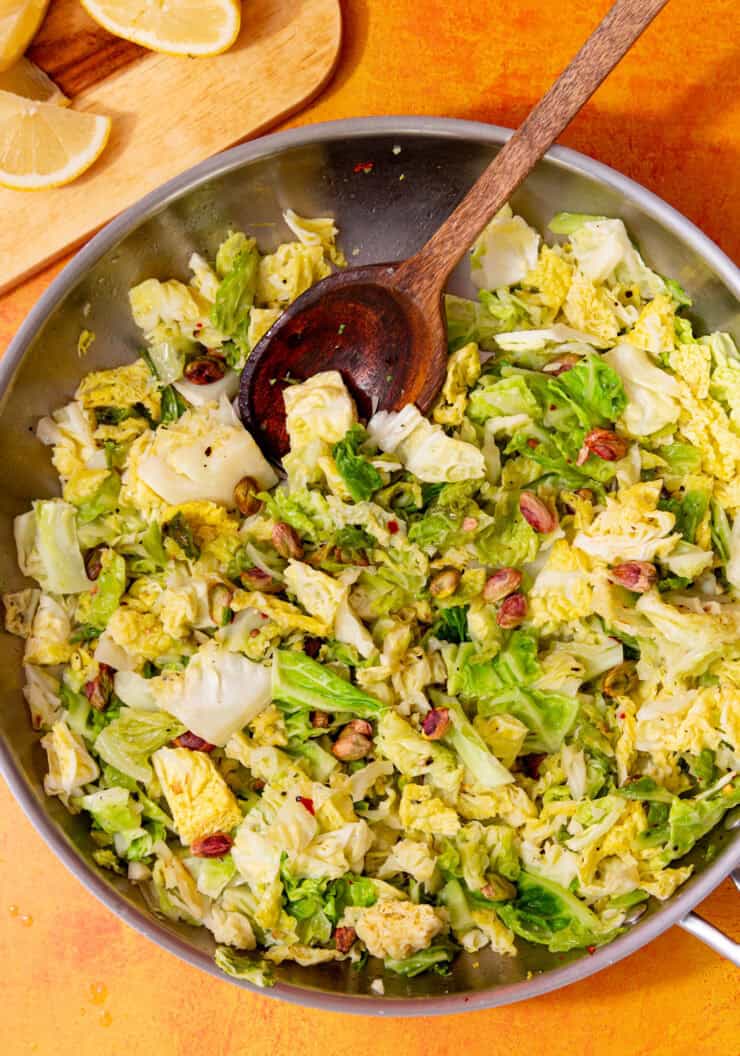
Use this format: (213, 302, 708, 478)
(0, 0, 342, 294)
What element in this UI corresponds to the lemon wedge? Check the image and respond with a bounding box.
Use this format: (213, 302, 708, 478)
(0, 0, 49, 73)
(80, 0, 241, 57)
(0, 90, 111, 190)
(0, 57, 67, 103)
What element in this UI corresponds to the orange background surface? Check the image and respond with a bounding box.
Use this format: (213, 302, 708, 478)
(1, 0, 739, 1052)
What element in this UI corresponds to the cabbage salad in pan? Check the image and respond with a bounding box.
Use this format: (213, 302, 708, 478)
(6, 205, 740, 988)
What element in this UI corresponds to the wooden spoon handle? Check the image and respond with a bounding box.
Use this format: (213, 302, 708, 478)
(396, 0, 670, 298)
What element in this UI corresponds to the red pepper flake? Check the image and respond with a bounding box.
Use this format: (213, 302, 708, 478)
(388, 519, 399, 534)
(526, 438, 540, 449)
(353, 161, 374, 174)
(297, 796, 315, 815)
(618, 711, 626, 720)
(587, 945, 597, 955)
(249, 628, 260, 638)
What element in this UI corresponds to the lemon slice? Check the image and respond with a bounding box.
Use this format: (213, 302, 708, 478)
(0, 57, 67, 104)
(0, 0, 49, 73)
(0, 90, 111, 189)
(80, 0, 241, 57)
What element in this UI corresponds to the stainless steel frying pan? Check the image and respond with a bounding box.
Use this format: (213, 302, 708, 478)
(0, 118, 737, 1014)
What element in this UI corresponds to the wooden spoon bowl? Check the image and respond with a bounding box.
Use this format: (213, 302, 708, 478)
(239, 263, 448, 462)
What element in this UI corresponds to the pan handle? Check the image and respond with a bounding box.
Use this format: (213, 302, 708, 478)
(678, 870, 740, 967)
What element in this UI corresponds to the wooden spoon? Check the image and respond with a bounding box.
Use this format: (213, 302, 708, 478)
(239, 0, 670, 462)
